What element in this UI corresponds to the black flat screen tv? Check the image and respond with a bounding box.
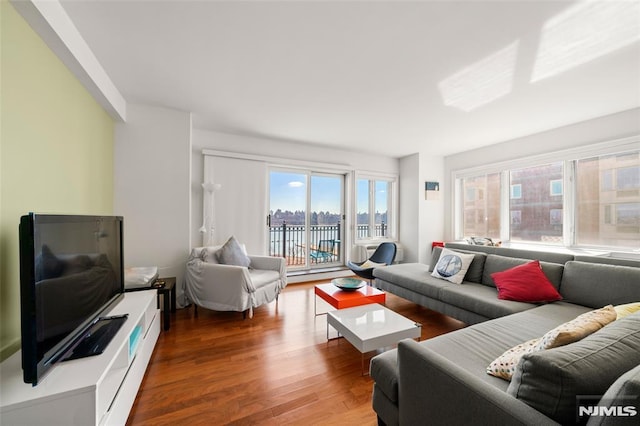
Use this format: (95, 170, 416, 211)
(19, 213, 125, 386)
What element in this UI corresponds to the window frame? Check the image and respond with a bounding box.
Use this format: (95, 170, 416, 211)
(452, 136, 639, 251)
(354, 172, 398, 242)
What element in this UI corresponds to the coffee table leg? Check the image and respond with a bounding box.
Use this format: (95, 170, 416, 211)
(326, 322, 342, 341)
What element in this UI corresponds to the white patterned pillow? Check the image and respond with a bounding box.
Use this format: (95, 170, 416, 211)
(487, 338, 540, 380)
(431, 248, 475, 284)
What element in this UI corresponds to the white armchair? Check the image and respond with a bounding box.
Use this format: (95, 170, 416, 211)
(185, 245, 287, 318)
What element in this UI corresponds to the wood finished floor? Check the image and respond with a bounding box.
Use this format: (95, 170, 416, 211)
(126, 281, 466, 425)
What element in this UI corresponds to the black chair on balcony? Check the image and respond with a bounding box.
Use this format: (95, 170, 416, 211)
(347, 242, 397, 284)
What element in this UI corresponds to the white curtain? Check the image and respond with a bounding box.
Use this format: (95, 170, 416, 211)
(203, 155, 268, 254)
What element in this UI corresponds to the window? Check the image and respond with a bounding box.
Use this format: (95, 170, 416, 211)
(461, 173, 500, 239)
(576, 152, 640, 248)
(617, 166, 640, 190)
(510, 163, 563, 244)
(510, 184, 522, 199)
(269, 170, 345, 269)
(454, 140, 639, 251)
(511, 210, 521, 226)
(356, 176, 396, 240)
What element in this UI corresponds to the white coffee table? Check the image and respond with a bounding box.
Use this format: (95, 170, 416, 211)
(326, 303, 421, 374)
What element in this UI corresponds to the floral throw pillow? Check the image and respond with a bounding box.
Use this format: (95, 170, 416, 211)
(487, 338, 540, 380)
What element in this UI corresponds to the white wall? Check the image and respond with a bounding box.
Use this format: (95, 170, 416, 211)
(191, 129, 400, 255)
(443, 108, 640, 240)
(399, 152, 445, 264)
(399, 154, 419, 262)
(115, 104, 192, 305)
(419, 154, 445, 264)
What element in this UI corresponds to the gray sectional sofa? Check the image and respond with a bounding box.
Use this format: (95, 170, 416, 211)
(370, 243, 640, 426)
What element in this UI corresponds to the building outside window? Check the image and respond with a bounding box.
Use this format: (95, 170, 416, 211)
(576, 152, 640, 248)
(461, 173, 501, 240)
(510, 163, 563, 243)
(454, 141, 639, 251)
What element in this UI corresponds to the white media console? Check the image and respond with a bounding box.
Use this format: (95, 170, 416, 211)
(0, 290, 160, 425)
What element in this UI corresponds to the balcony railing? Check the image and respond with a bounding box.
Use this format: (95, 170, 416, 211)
(269, 223, 340, 266)
(269, 222, 387, 266)
(356, 223, 387, 238)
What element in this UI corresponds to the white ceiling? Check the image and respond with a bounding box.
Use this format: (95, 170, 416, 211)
(58, 0, 640, 158)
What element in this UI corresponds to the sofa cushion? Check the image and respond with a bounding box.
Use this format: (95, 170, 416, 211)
(507, 312, 640, 425)
(374, 263, 449, 299)
(491, 260, 563, 303)
(491, 247, 574, 264)
(487, 305, 618, 381)
(431, 248, 475, 284)
(482, 254, 564, 289)
(444, 243, 575, 264)
(560, 261, 640, 308)
(574, 254, 640, 268)
(416, 303, 592, 388)
(438, 283, 537, 319)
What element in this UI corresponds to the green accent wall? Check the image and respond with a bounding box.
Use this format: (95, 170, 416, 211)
(0, 0, 115, 361)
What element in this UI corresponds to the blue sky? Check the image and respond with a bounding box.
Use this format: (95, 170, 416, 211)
(270, 171, 388, 214)
(270, 171, 342, 213)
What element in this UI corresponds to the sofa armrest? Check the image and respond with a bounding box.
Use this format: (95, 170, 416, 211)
(249, 255, 283, 272)
(249, 256, 287, 287)
(397, 339, 559, 426)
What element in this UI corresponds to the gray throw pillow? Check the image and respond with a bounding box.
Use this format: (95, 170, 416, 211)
(507, 312, 640, 424)
(216, 236, 251, 267)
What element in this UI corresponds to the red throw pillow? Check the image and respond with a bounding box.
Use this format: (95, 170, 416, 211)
(491, 260, 562, 303)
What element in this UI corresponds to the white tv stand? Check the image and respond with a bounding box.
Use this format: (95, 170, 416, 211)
(0, 290, 160, 425)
